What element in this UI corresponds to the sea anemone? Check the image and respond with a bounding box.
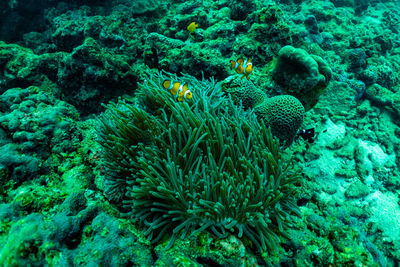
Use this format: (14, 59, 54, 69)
(97, 71, 301, 253)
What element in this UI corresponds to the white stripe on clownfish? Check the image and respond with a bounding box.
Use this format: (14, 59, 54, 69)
(229, 57, 253, 80)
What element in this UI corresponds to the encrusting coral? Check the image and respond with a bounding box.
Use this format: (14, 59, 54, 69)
(271, 45, 332, 111)
(97, 71, 302, 254)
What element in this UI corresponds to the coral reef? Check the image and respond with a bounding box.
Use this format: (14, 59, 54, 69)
(98, 71, 302, 254)
(0, 194, 152, 266)
(271, 45, 332, 111)
(364, 83, 400, 120)
(0, 39, 138, 115)
(0, 41, 57, 91)
(0, 86, 79, 184)
(1, 0, 400, 265)
(57, 37, 138, 115)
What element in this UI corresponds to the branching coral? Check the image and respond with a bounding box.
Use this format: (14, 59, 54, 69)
(98, 71, 301, 253)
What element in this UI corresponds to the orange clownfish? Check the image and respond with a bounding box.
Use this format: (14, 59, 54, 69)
(230, 57, 253, 80)
(162, 80, 193, 102)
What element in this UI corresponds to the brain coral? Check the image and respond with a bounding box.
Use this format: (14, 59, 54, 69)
(98, 71, 302, 255)
(254, 95, 304, 146)
(220, 76, 304, 145)
(271, 45, 332, 111)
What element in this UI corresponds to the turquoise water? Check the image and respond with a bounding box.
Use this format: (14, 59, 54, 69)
(0, 0, 399, 266)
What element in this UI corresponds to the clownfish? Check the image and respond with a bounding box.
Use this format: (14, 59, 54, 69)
(162, 80, 193, 102)
(230, 57, 253, 80)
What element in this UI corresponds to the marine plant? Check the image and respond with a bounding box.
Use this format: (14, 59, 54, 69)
(97, 71, 302, 254)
